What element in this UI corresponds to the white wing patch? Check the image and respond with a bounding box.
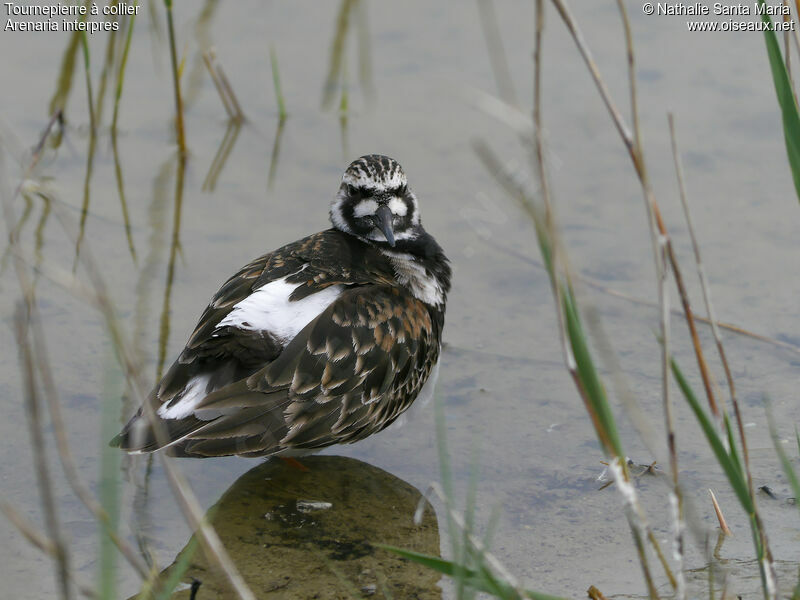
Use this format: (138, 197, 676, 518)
(157, 275, 344, 422)
(217, 275, 344, 343)
(158, 375, 211, 419)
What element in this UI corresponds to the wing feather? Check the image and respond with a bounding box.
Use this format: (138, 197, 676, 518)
(115, 230, 434, 458)
(174, 285, 438, 456)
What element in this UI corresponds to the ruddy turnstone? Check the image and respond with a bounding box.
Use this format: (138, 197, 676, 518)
(114, 155, 451, 458)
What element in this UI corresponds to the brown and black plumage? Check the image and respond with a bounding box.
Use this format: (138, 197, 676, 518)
(113, 155, 451, 458)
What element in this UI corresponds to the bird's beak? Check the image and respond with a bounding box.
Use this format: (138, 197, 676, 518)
(374, 204, 396, 247)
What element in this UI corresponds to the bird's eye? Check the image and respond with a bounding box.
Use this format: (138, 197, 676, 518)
(398, 184, 408, 196)
(346, 184, 359, 196)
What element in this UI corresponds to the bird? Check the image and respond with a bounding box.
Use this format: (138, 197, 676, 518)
(113, 154, 451, 458)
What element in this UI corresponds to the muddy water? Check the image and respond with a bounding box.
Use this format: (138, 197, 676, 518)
(1, 1, 799, 598)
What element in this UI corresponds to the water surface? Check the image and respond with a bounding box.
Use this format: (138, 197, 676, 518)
(1, 1, 799, 597)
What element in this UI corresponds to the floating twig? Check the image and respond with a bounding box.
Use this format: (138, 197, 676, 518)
(203, 120, 242, 191)
(202, 49, 234, 118)
(266, 117, 286, 190)
(203, 47, 245, 122)
(270, 45, 287, 121)
(587, 585, 610, 600)
(709, 489, 732, 536)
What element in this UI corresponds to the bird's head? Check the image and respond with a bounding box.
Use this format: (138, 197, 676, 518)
(330, 154, 422, 248)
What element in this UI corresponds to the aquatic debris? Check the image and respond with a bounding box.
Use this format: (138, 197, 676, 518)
(296, 500, 332, 513)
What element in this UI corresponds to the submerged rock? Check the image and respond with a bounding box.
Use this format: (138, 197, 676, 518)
(145, 456, 441, 599)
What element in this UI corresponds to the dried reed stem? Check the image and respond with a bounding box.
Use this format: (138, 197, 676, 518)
(1, 118, 149, 580)
(213, 56, 243, 120)
(709, 489, 732, 536)
(52, 191, 256, 600)
(270, 46, 288, 121)
(111, 4, 137, 133)
(467, 98, 800, 359)
(472, 141, 616, 455)
(549, 0, 720, 418)
(3, 116, 254, 599)
(587, 585, 610, 600)
(164, 0, 187, 154)
(15, 304, 72, 600)
(203, 47, 244, 122)
(0, 501, 97, 599)
(477, 0, 518, 106)
(28, 308, 150, 578)
(668, 113, 776, 593)
(668, 115, 736, 417)
(532, 0, 578, 396)
(202, 120, 242, 191)
(79, 31, 96, 137)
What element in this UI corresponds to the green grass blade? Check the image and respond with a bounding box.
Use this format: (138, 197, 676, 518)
(154, 537, 199, 600)
(79, 30, 96, 135)
(270, 46, 287, 121)
(723, 411, 743, 477)
(49, 30, 82, 115)
(98, 361, 122, 599)
(672, 359, 776, 595)
(112, 2, 138, 132)
(378, 545, 568, 600)
(154, 504, 216, 599)
(758, 0, 800, 203)
(671, 358, 752, 512)
(562, 286, 624, 458)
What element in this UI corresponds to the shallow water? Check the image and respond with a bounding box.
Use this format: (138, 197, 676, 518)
(1, 1, 800, 598)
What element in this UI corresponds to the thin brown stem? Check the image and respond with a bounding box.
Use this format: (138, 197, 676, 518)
(709, 489, 732, 536)
(203, 47, 244, 122)
(477, 0, 518, 106)
(15, 304, 72, 600)
(28, 308, 150, 579)
(79, 31, 96, 137)
(164, 0, 187, 155)
(0, 501, 97, 599)
(111, 4, 137, 133)
(3, 115, 253, 599)
(668, 113, 776, 599)
(549, 0, 719, 418)
(213, 56, 244, 121)
(533, 0, 575, 391)
(203, 49, 235, 119)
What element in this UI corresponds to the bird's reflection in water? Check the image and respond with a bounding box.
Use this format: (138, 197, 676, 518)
(144, 456, 441, 599)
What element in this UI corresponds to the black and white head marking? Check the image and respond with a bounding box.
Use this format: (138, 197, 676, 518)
(330, 154, 422, 247)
